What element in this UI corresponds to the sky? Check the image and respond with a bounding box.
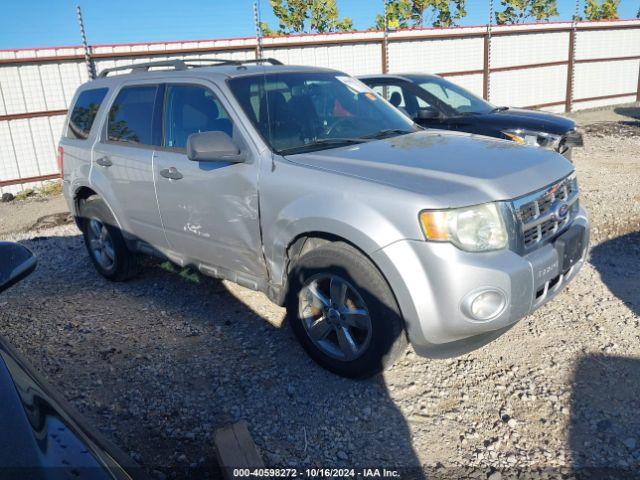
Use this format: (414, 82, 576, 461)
(0, 0, 638, 50)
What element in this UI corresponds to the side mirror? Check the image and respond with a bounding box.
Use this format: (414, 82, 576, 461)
(0, 242, 37, 294)
(416, 108, 441, 121)
(186, 131, 245, 163)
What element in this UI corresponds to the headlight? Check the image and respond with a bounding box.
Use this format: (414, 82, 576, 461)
(419, 203, 508, 252)
(503, 129, 561, 150)
(563, 128, 584, 148)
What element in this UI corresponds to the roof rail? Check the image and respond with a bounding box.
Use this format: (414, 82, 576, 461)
(97, 57, 283, 78)
(98, 59, 188, 78)
(183, 57, 283, 67)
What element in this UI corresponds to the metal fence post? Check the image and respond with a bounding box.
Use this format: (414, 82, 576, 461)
(484, 0, 494, 101)
(382, 2, 389, 74)
(565, 0, 580, 112)
(76, 5, 96, 80)
(253, 1, 263, 59)
(483, 33, 490, 100)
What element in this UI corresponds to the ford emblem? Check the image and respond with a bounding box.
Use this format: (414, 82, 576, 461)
(555, 202, 570, 220)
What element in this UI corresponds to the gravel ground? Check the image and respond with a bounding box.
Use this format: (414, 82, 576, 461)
(1, 120, 639, 480)
(0, 193, 68, 236)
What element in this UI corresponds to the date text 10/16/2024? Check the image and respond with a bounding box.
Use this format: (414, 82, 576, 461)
(231, 468, 401, 478)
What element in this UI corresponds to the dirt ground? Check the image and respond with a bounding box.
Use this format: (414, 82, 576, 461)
(1, 105, 639, 480)
(0, 194, 69, 236)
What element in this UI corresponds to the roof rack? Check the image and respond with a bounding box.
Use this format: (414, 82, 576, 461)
(184, 58, 283, 67)
(97, 57, 283, 78)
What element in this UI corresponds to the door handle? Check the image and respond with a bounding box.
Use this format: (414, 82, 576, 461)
(95, 156, 113, 167)
(159, 167, 183, 180)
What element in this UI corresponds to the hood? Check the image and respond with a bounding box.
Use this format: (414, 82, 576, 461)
(286, 131, 574, 208)
(477, 108, 575, 135)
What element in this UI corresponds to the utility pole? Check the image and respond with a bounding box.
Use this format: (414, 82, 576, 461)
(76, 5, 96, 80)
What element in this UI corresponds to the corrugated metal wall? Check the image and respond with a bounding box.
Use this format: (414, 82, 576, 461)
(1, 20, 639, 193)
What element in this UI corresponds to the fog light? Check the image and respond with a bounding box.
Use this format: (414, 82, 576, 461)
(462, 289, 507, 321)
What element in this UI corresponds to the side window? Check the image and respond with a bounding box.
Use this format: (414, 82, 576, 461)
(385, 85, 405, 108)
(164, 85, 234, 149)
(67, 88, 108, 139)
(369, 84, 405, 108)
(107, 85, 158, 145)
(421, 82, 470, 109)
(443, 87, 471, 109)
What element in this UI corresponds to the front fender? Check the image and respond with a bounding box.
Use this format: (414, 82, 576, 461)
(265, 193, 407, 286)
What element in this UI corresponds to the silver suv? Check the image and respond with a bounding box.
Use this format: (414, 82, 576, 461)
(60, 59, 589, 378)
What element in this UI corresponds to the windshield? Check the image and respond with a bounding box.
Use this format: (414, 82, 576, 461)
(228, 72, 416, 154)
(405, 75, 495, 115)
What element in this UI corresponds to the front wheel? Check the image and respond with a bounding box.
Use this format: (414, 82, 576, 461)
(287, 242, 407, 378)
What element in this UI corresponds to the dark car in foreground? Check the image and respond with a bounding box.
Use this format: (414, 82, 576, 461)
(0, 242, 145, 480)
(359, 73, 583, 160)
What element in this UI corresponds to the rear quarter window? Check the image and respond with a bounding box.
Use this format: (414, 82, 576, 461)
(66, 88, 108, 139)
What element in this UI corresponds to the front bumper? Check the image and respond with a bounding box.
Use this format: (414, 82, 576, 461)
(371, 207, 589, 358)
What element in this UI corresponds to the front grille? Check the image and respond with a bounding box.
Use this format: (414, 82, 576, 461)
(513, 175, 579, 250)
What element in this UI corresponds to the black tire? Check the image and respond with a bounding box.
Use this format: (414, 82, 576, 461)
(287, 241, 407, 379)
(79, 196, 139, 281)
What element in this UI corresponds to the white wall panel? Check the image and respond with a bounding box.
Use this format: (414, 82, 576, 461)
(573, 60, 639, 99)
(39, 64, 68, 110)
(58, 62, 83, 106)
(388, 37, 483, 74)
(490, 65, 567, 107)
(19, 65, 47, 112)
(269, 43, 381, 76)
(576, 28, 640, 60)
(0, 122, 19, 181)
(491, 32, 569, 68)
(539, 105, 566, 114)
(49, 115, 66, 139)
(0, 67, 27, 114)
(30, 117, 57, 174)
(573, 95, 637, 111)
(8, 119, 39, 178)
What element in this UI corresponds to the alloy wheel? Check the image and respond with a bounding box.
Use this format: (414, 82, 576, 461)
(87, 218, 116, 271)
(298, 274, 373, 361)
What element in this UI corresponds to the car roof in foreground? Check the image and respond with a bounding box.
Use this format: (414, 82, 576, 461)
(82, 64, 342, 90)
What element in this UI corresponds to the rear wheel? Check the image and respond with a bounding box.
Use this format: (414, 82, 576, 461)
(79, 197, 139, 281)
(287, 241, 407, 378)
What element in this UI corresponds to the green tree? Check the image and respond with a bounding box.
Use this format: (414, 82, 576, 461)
(414, 0, 467, 27)
(375, 0, 466, 29)
(583, 0, 620, 20)
(374, 0, 414, 30)
(260, 0, 353, 34)
(495, 0, 559, 24)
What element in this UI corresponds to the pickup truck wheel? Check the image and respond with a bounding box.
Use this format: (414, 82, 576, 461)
(79, 197, 139, 281)
(288, 242, 407, 379)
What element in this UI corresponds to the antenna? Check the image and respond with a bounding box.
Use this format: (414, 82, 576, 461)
(76, 5, 96, 80)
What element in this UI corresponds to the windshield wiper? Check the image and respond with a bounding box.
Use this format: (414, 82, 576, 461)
(358, 128, 415, 140)
(277, 138, 368, 156)
(490, 106, 509, 113)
